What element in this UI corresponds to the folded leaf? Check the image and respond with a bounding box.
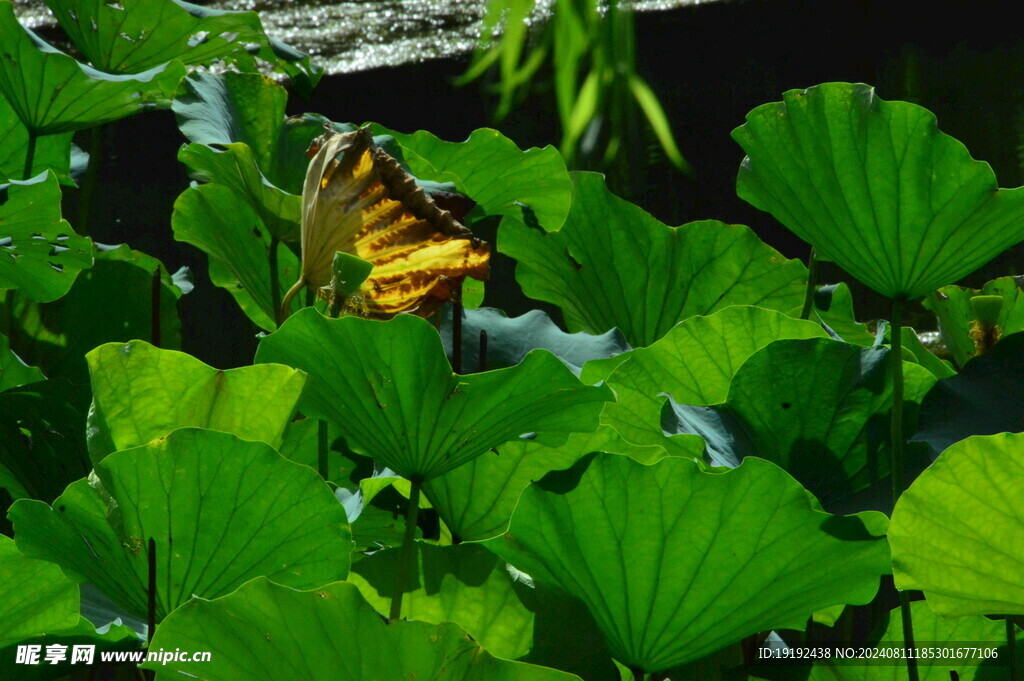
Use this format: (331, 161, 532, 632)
(734, 82, 1024, 300)
(255, 309, 614, 481)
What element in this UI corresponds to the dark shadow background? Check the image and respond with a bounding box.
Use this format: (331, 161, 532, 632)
(66, 0, 1024, 369)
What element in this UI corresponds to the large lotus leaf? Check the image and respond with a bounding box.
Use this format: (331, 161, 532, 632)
(144, 577, 580, 680)
(0, 96, 80, 184)
(808, 602, 1021, 681)
(1, 243, 182, 382)
(913, 332, 1024, 454)
(45, 0, 321, 92)
(173, 71, 327, 194)
(499, 172, 806, 347)
(0, 535, 79, 646)
(662, 339, 936, 509)
(924, 276, 1024, 368)
(890, 432, 1024, 616)
(0, 378, 90, 502)
(371, 124, 573, 230)
(440, 306, 630, 374)
(0, 172, 92, 302)
(0, 331, 42, 391)
(424, 426, 673, 542)
(733, 82, 1024, 300)
(279, 417, 373, 489)
(85, 340, 306, 462)
(349, 543, 534, 659)
(0, 3, 184, 135)
(255, 308, 613, 481)
(9, 428, 352, 621)
(487, 453, 891, 673)
(172, 182, 302, 330)
(178, 141, 301, 240)
(600, 306, 828, 453)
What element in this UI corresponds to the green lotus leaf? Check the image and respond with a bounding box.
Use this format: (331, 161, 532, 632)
(600, 306, 828, 453)
(45, 0, 321, 94)
(0, 534, 79, 646)
(441, 306, 630, 373)
(178, 141, 301, 240)
(0, 2, 184, 135)
(0, 331, 42, 391)
(924, 276, 1024, 367)
(1, 244, 181, 382)
(85, 340, 307, 462)
(0, 615, 141, 681)
(913, 332, 1024, 454)
(173, 71, 327, 194)
(349, 542, 534, 659)
(0, 172, 93, 302)
(733, 82, 1024, 300)
(0, 378, 90, 502)
(890, 431, 1024, 616)
(171, 182, 302, 330)
(0, 96, 80, 184)
(9, 428, 352, 621)
(144, 577, 580, 681)
(808, 602, 1021, 680)
(255, 308, 614, 481)
(499, 172, 806, 347)
(371, 124, 573, 230)
(662, 339, 936, 509)
(425, 426, 670, 542)
(486, 453, 891, 673)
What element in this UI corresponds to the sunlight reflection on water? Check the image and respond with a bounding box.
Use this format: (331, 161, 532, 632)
(14, 0, 723, 74)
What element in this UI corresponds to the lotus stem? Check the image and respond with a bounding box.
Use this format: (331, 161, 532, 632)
(389, 477, 422, 621)
(23, 130, 37, 181)
(1009, 618, 1019, 681)
(317, 420, 329, 482)
(799, 247, 819, 320)
(76, 125, 104, 235)
(269, 237, 282, 325)
(280, 276, 306, 323)
(150, 268, 161, 348)
(890, 297, 919, 681)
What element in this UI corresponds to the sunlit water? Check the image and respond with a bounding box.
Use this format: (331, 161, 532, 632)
(14, 0, 721, 74)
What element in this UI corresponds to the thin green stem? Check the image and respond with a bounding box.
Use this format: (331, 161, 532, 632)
(23, 129, 37, 181)
(800, 247, 819, 320)
(890, 297, 919, 681)
(317, 420, 329, 482)
(269, 237, 282, 326)
(389, 478, 422, 621)
(890, 297, 907, 501)
(1009, 618, 1019, 681)
(76, 125, 104, 235)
